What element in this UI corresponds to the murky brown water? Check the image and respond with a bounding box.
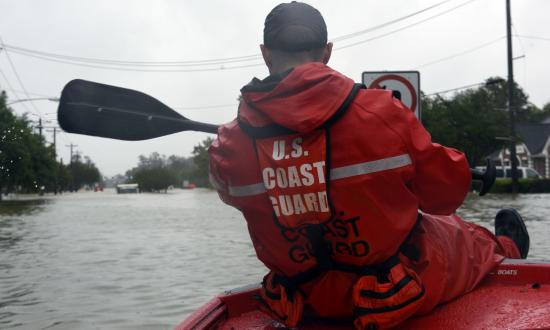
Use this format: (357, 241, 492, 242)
(1, 190, 548, 329)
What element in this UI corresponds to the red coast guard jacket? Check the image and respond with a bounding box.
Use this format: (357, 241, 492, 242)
(209, 63, 471, 317)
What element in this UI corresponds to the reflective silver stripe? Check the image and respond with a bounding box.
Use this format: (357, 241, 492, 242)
(209, 172, 225, 191)
(330, 154, 412, 180)
(226, 154, 412, 197)
(228, 182, 266, 197)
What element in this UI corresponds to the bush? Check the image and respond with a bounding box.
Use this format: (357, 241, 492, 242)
(489, 179, 550, 193)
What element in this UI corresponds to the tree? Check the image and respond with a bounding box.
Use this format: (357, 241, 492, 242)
(167, 155, 196, 183)
(1, 91, 60, 196)
(127, 152, 178, 192)
(67, 154, 101, 191)
(422, 77, 536, 166)
(525, 102, 550, 123)
(133, 167, 177, 192)
(125, 138, 214, 192)
(191, 137, 214, 187)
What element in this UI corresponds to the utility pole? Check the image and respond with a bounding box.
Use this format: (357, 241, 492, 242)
(66, 143, 77, 164)
(46, 127, 59, 194)
(506, 0, 519, 193)
(45, 127, 58, 158)
(53, 127, 57, 157)
(37, 117, 43, 138)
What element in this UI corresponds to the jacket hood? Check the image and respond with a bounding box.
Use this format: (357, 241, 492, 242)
(238, 63, 354, 133)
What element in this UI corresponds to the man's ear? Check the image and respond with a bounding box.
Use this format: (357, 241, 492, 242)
(322, 42, 333, 64)
(260, 44, 273, 71)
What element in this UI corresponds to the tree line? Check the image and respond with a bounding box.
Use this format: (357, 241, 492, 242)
(126, 137, 212, 192)
(0, 91, 101, 200)
(422, 77, 550, 166)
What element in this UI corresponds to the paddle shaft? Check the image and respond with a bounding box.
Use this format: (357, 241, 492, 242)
(70, 102, 220, 134)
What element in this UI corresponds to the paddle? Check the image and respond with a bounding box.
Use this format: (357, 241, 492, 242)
(57, 79, 495, 195)
(471, 159, 496, 196)
(57, 79, 219, 140)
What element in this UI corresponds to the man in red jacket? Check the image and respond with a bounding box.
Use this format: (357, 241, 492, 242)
(209, 2, 529, 329)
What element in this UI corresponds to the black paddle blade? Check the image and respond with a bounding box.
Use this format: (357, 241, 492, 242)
(471, 159, 496, 196)
(58, 79, 219, 140)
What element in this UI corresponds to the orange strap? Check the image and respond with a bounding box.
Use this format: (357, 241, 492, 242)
(352, 261, 426, 329)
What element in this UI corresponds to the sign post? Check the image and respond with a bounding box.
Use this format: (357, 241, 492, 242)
(362, 71, 421, 120)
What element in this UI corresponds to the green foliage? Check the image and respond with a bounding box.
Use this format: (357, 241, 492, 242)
(133, 167, 177, 192)
(1, 92, 54, 195)
(126, 137, 213, 191)
(490, 179, 550, 194)
(166, 155, 196, 182)
(191, 137, 214, 187)
(422, 77, 546, 166)
(527, 102, 550, 123)
(67, 154, 101, 191)
(127, 152, 182, 192)
(1, 90, 100, 198)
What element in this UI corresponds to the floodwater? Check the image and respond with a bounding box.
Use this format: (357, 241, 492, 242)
(0, 190, 549, 330)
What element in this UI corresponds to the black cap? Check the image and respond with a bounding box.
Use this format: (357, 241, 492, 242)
(263, 1, 327, 51)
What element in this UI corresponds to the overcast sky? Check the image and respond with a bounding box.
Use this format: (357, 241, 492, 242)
(1, 0, 549, 176)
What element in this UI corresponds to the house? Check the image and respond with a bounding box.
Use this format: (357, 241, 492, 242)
(491, 122, 550, 178)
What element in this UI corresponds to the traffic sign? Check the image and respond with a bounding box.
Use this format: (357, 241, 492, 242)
(362, 71, 421, 119)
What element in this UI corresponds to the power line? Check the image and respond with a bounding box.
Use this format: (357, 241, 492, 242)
(0, 0, 454, 68)
(0, 0, 472, 72)
(425, 82, 485, 96)
(137, 34, 504, 111)
(2, 43, 262, 67)
(180, 81, 489, 110)
(8, 88, 53, 98)
(0, 64, 33, 113)
(0, 36, 41, 117)
(0, 49, 265, 72)
(331, 0, 453, 42)
(0, 66, 24, 101)
(414, 36, 505, 69)
(516, 35, 550, 42)
(335, 0, 478, 51)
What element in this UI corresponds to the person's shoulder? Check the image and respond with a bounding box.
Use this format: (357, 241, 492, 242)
(353, 88, 408, 116)
(212, 118, 255, 154)
(350, 88, 419, 136)
(217, 118, 242, 138)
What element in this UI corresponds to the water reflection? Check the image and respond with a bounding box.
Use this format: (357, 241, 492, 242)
(0, 199, 51, 250)
(0, 199, 50, 216)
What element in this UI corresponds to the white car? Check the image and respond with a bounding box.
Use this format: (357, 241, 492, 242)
(475, 166, 542, 180)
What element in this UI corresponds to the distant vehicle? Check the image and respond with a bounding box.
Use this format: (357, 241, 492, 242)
(475, 166, 542, 180)
(182, 180, 197, 189)
(116, 183, 139, 194)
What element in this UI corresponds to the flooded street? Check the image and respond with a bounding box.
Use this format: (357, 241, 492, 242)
(1, 190, 549, 330)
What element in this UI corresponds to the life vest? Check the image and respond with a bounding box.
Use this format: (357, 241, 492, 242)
(238, 83, 426, 329)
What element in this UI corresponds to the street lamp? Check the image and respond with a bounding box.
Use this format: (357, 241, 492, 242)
(7, 97, 60, 106)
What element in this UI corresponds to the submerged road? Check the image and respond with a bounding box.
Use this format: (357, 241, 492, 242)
(0, 189, 548, 329)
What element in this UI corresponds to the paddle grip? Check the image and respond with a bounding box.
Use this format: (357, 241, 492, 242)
(470, 159, 496, 196)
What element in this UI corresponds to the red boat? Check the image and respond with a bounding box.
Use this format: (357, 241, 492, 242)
(176, 259, 550, 329)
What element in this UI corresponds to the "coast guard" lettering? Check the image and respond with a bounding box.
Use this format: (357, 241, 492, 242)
(256, 132, 331, 226)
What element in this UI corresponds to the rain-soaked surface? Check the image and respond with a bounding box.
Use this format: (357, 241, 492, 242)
(0, 189, 548, 330)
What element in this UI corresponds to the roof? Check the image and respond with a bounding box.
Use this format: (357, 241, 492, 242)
(487, 148, 501, 161)
(516, 122, 550, 154)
